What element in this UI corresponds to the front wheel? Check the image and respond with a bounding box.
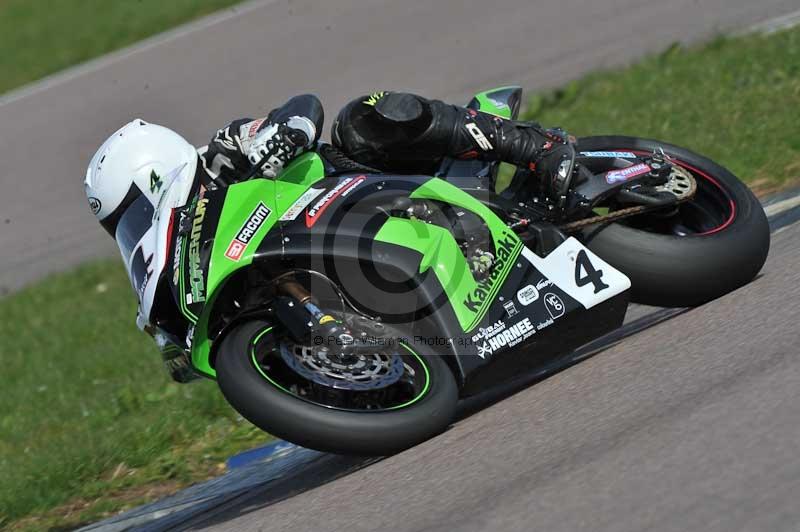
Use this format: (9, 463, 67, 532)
(577, 136, 770, 307)
(216, 317, 458, 455)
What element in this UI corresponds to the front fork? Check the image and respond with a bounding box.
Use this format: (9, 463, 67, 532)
(274, 278, 355, 356)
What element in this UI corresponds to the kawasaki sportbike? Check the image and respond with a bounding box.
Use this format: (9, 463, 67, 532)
(127, 87, 769, 455)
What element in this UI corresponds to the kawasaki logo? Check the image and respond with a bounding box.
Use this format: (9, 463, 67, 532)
(224, 202, 272, 261)
(463, 231, 518, 313)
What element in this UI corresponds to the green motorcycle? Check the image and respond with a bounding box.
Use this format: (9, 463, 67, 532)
(126, 87, 768, 455)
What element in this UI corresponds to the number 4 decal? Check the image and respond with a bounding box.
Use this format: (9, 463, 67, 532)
(574, 249, 609, 294)
(521, 237, 631, 310)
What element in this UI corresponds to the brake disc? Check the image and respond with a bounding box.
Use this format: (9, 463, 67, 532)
(279, 342, 405, 391)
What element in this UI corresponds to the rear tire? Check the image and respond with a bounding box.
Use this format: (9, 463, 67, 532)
(577, 136, 770, 307)
(216, 319, 458, 455)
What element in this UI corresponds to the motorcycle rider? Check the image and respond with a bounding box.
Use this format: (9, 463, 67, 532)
(86, 91, 575, 239)
(84, 91, 575, 333)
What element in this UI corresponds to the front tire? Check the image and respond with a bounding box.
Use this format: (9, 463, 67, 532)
(216, 319, 458, 455)
(577, 136, 770, 307)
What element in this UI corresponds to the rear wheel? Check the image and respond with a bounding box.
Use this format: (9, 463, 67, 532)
(216, 315, 458, 455)
(577, 136, 770, 307)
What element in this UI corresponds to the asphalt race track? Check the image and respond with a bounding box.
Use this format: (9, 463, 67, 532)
(1, 0, 799, 293)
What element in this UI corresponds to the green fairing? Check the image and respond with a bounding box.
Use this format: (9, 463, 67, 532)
(473, 87, 515, 119)
(189, 167, 324, 377)
(188, 152, 518, 374)
(376, 178, 522, 332)
(276, 151, 326, 186)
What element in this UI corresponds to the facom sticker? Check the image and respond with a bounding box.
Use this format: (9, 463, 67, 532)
(225, 202, 272, 261)
(280, 188, 324, 221)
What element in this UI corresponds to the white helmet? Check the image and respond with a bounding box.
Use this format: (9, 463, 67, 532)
(85, 119, 198, 234)
(85, 119, 199, 324)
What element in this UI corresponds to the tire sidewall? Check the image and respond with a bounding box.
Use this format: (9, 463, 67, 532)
(576, 136, 770, 307)
(216, 319, 458, 455)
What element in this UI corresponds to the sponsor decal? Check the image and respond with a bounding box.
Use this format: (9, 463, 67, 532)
(503, 300, 518, 318)
(605, 163, 651, 185)
(477, 342, 493, 359)
(246, 118, 266, 139)
(88, 197, 101, 215)
(224, 202, 272, 261)
(536, 278, 554, 290)
(280, 187, 324, 221)
(305, 176, 366, 228)
(516, 284, 539, 306)
(471, 319, 506, 343)
(363, 91, 387, 107)
(476, 317, 536, 359)
(543, 292, 565, 319)
(465, 122, 494, 151)
(188, 195, 209, 304)
(580, 151, 637, 158)
(536, 318, 554, 331)
(462, 230, 519, 314)
(172, 235, 183, 285)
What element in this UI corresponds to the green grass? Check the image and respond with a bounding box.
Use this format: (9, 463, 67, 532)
(0, 0, 246, 95)
(0, 261, 269, 530)
(519, 28, 800, 193)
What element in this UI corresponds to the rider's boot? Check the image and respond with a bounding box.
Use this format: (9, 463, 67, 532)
(406, 98, 578, 202)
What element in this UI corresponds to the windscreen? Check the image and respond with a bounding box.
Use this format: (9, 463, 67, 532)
(115, 195, 155, 264)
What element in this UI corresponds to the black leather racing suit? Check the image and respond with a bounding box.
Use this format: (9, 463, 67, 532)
(201, 92, 570, 193)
